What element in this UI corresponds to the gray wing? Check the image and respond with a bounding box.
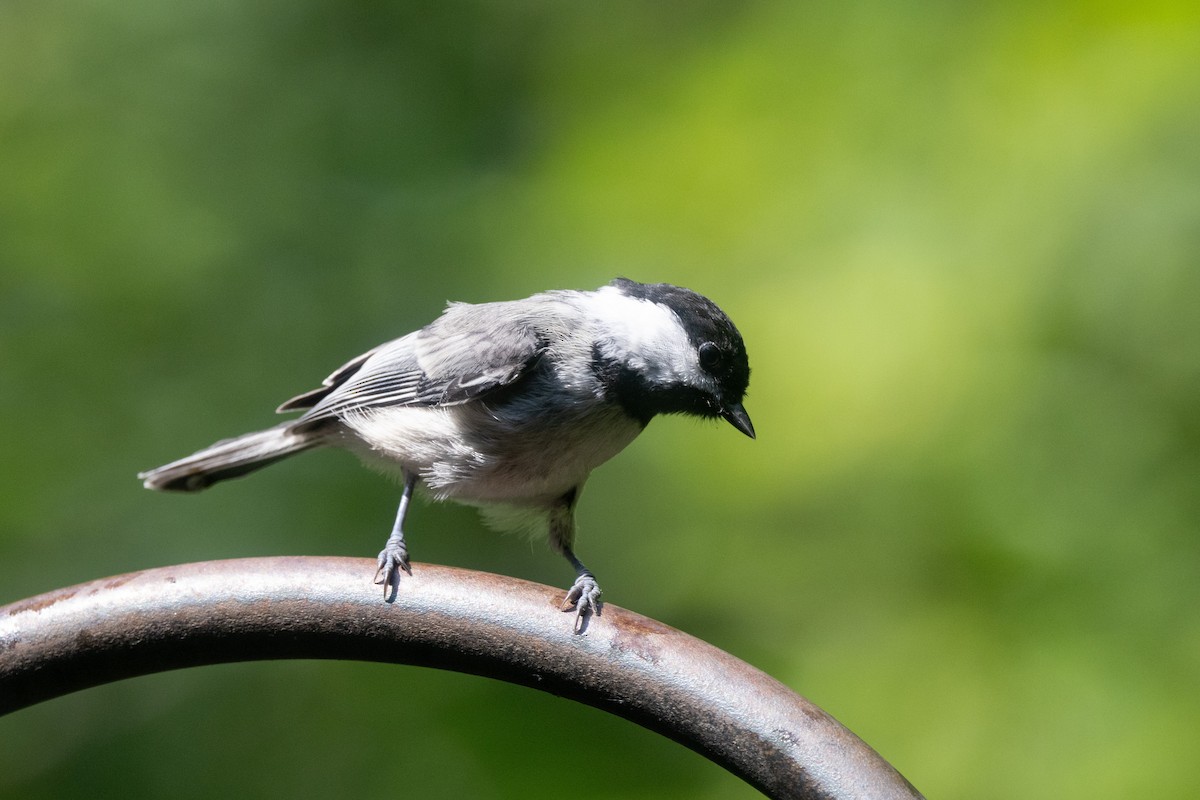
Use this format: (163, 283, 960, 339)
(280, 300, 547, 426)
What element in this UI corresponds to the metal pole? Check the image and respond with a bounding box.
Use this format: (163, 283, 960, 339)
(0, 557, 922, 799)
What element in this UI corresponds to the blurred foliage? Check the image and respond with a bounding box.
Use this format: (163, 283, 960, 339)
(3, 1, 1199, 798)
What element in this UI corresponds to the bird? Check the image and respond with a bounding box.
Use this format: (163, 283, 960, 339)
(138, 278, 754, 632)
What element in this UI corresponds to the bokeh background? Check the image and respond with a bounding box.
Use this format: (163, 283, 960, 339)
(3, 2, 1199, 797)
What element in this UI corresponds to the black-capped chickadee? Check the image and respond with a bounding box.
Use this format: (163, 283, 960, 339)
(139, 278, 754, 631)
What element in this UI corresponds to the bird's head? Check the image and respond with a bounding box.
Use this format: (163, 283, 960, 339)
(589, 278, 754, 438)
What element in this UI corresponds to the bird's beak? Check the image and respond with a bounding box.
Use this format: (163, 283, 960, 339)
(721, 403, 756, 439)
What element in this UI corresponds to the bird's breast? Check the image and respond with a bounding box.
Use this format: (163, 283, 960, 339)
(338, 400, 645, 506)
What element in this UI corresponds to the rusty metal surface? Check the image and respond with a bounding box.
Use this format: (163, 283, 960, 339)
(0, 557, 922, 799)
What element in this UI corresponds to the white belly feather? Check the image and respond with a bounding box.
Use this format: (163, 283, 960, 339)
(337, 403, 644, 508)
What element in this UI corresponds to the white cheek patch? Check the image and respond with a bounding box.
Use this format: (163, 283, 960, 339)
(589, 287, 697, 382)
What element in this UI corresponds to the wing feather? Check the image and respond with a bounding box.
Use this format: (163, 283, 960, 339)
(282, 300, 548, 426)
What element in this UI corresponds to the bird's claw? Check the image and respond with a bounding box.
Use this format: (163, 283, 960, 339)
(562, 574, 602, 634)
(374, 544, 412, 599)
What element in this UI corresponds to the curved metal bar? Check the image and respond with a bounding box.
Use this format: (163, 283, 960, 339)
(0, 558, 922, 799)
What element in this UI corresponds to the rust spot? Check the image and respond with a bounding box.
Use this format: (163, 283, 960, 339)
(87, 572, 142, 595)
(6, 589, 77, 616)
(103, 574, 136, 590)
(616, 613, 673, 637)
(611, 611, 674, 665)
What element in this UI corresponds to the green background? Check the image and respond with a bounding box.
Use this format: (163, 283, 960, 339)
(3, 2, 1199, 797)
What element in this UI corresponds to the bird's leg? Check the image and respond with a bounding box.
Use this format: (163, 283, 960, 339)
(561, 546, 602, 634)
(374, 470, 417, 600)
(549, 488, 601, 633)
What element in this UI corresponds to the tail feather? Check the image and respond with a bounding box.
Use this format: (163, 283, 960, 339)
(138, 422, 324, 492)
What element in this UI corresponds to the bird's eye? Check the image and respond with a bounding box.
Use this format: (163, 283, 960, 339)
(698, 341, 721, 370)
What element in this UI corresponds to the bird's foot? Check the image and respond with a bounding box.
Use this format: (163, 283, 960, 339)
(374, 543, 412, 600)
(562, 574, 602, 634)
